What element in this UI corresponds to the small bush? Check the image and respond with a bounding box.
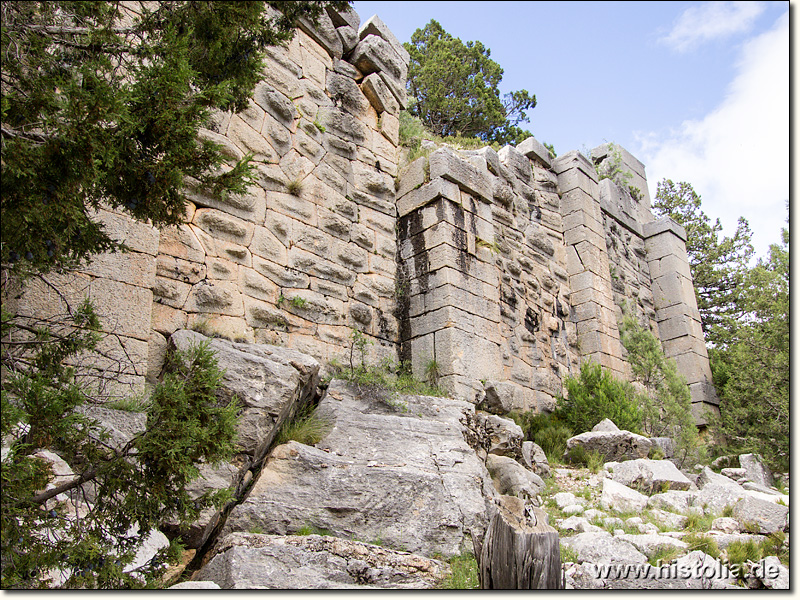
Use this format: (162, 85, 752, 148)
(438, 553, 479, 589)
(510, 411, 572, 463)
(294, 524, 334, 537)
(648, 446, 665, 460)
(684, 533, 720, 559)
(558, 362, 642, 434)
(685, 512, 715, 532)
(649, 546, 681, 567)
(274, 406, 331, 446)
(286, 179, 304, 196)
(759, 531, 788, 565)
(561, 544, 579, 564)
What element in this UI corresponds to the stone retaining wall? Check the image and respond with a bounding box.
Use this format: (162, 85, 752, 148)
(4, 5, 719, 422)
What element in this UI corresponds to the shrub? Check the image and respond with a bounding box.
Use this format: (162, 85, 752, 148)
(557, 362, 642, 434)
(619, 315, 702, 466)
(684, 533, 720, 559)
(274, 405, 331, 447)
(509, 411, 572, 463)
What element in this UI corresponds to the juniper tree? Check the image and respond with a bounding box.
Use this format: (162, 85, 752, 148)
(404, 19, 536, 145)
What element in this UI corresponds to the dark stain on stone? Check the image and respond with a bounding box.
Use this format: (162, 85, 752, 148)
(501, 286, 517, 310)
(524, 307, 539, 334)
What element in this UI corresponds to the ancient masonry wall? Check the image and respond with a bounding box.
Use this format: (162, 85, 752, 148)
(5, 6, 719, 422)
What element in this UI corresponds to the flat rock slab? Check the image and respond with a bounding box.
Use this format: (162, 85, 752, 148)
(223, 380, 496, 558)
(732, 495, 788, 534)
(566, 430, 652, 462)
(560, 532, 647, 565)
(600, 479, 648, 513)
(196, 533, 448, 589)
(605, 459, 694, 493)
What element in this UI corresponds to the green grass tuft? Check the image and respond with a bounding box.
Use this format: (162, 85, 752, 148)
(437, 553, 479, 589)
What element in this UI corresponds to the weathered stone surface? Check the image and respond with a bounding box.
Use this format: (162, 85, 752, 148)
(350, 35, 406, 84)
(429, 147, 493, 201)
(358, 15, 410, 66)
(223, 381, 496, 558)
(732, 496, 788, 534)
(475, 412, 523, 457)
(757, 556, 789, 589)
(517, 136, 553, 168)
(711, 517, 740, 533)
(169, 581, 222, 589)
(558, 516, 604, 533)
(649, 437, 676, 458)
(560, 531, 647, 565)
(481, 380, 525, 415)
(197, 533, 447, 589)
(521, 441, 550, 478)
(613, 533, 688, 558)
(591, 418, 619, 432)
(604, 459, 694, 493)
(297, 10, 342, 58)
(600, 479, 648, 513)
(361, 72, 399, 115)
(738, 453, 773, 488)
(553, 492, 585, 509)
(485, 454, 544, 502)
(648, 490, 699, 514)
(169, 330, 320, 460)
(566, 430, 652, 462)
(693, 467, 747, 513)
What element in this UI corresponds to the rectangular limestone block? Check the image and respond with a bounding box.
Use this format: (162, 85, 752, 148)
(428, 147, 493, 202)
(410, 305, 475, 338)
(158, 225, 206, 264)
(644, 229, 688, 262)
(656, 314, 705, 343)
(184, 280, 244, 317)
(517, 136, 553, 168)
(91, 208, 160, 255)
(672, 351, 714, 386)
(651, 271, 697, 310)
(84, 250, 156, 289)
(434, 326, 502, 381)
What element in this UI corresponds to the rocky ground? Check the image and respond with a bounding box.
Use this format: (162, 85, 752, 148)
(12, 333, 789, 589)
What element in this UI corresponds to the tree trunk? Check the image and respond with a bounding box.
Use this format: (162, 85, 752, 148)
(479, 495, 563, 589)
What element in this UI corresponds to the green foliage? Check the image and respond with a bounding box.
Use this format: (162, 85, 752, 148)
(684, 533, 720, 559)
(648, 446, 665, 460)
(759, 532, 788, 565)
(560, 544, 579, 564)
(710, 227, 789, 471)
(1, 332, 237, 588)
(565, 446, 604, 473)
(594, 144, 640, 200)
(509, 411, 571, 463)
(1, 0, 345, 273)
(424, 358, 441, 388)
(286, 179, 304, 196)
(294, 524, 334, 537)
(648, 546, 681, 567)
(619, 315, 700, 467)
(404, 20, 535, 145)
(438, 553, 479, 589)
(274, 404, 331, 447)
(684, 512, 715, 533)
(557, 362, 642, 435)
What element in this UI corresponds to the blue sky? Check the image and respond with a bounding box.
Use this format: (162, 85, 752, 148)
(352, 1, 789, 259)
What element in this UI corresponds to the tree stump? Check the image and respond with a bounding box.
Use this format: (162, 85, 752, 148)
(479, 495, 562, 589)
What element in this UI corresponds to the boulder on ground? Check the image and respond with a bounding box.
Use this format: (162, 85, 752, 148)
(591, 418, 619, 432)
(222, 381, 496, 558)
(600, 479, 648, 513)
(196, 533, 448, 589)
(647, 490, 699, 514)
(693, 467, 747, 514)
(612, 533, 688, 558)
(476, 412, 524, 458)
(604, 459, 694, 493)
(565, 430, 651, 463)
(560, 532, 647, 565)
(732, 496, 788, 534)
(485, 454, 544, 502)
(521, 441, 550, 478)
(738, 453, 773, 488)
(756, 556, 789, 589)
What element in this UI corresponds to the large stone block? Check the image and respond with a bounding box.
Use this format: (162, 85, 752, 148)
(517, 136, 553, 168)
(498, 145, 532, 185)
(397, 178, 461, 217)
(361, 72, 400, 115)
(429, 147, 493, 202)
(358, 15, 410, 65)
(350, 35, 407, 83)
(297, 10, 342, 59)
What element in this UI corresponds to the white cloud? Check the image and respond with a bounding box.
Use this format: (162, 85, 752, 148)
(660, 1, 766, 52)
(639, 11, 788, 259)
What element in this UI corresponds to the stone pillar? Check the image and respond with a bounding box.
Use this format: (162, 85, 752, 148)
(397, 148, 502, 403)
(643, 218, 720, 424)
(553, 151, 626, 377)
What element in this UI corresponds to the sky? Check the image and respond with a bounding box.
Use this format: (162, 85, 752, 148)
(352, 1, 790, 260)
